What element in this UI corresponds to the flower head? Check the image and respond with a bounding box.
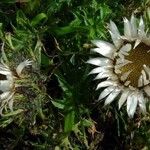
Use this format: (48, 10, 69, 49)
(88, 15, 150, 118)
(0, 59, 32, 114)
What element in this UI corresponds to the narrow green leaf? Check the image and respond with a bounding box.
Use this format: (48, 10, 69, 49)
(82, 119, 93, 127)
(16, 10, 28, 24)
(34, 39, 42, 65)
(54, 26, 76, 35)
(0, 118, 13, 128)
(3, 109, 24, 117)
(51, 100, 65, 109)
(31, 13, 47, 27)
(64, 110, 75, 132)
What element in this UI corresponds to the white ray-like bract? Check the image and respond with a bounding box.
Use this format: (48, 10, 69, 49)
(98, 86, 116, 100)
(109, 20, 123, 48)
(87, 58, 113, 67)
(88, 15, 150, 118)
(91, 40, 116, 59)
(0, 59, 32, 114)
(89, 66, 113, 75)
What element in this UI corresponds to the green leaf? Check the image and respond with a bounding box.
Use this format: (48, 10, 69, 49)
(26, 0, 40, 12)
(5, 33, 15, 50)
(16, 10, 28, 25)
(82, 119, 93, 127)
(54, 26, 77, 35)
(56, 74, 72, 96)
(0, 23, 3, 30)
(147, 7, 150, 22)
(3, 109, 24, 117)
(0, 23, 3, 38)
(41, 53, 49, 67)
(31, 13, 47, 27)
(64, 110, 75, 132)
(51, 100, 65, 109)
(34, 39, 42, 65)
(0, 118, 13, 128)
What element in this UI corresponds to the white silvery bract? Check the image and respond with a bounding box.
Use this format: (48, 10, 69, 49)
(0, 59, 32, 114)
(87, 15, 150, 118)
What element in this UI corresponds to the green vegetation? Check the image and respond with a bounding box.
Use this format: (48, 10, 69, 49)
(0, 0, 150, 149)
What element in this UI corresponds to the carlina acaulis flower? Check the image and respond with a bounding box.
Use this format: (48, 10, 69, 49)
(0, 59, 32, 115)
(87, 14, 150, 118)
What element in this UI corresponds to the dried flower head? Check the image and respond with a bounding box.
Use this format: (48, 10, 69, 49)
(0, 59, 32, 114)
(88, 15, 150, 118)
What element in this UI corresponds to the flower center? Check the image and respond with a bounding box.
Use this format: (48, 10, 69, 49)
(115, 42, 150, 87)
